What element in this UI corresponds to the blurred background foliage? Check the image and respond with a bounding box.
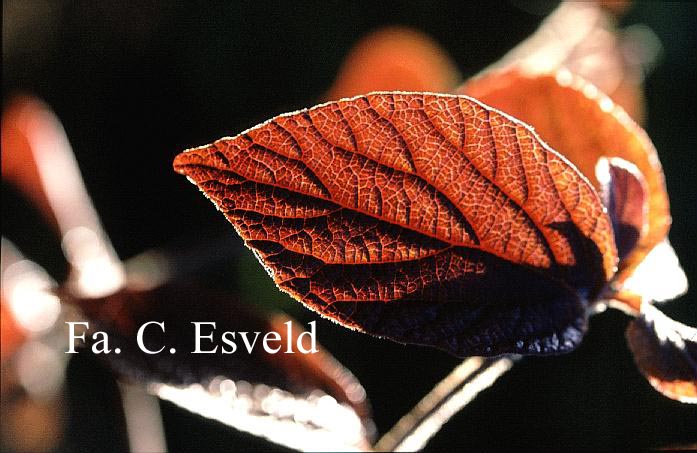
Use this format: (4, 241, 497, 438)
(2, 1, 696, 450)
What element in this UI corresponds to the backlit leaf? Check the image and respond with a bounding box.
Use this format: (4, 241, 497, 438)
(66, 281, 371, 419)
(1, 95, 125, 298)
(151, 377, 372, 451)
(594, 159, 686, 309)
(66, 279, 375, 449)
(2, 94, 375, 447)
(597, 0, 632, 16)
(620, 239, 687, 304)
(0, 238, 32, 363)
(596, 157, 647, 262)
(625, 303, 697, 404)
(1, 237, 60, 349)
(459, 70, 674, 310)
(0, 303, 23, 363)
(174, 92, 617, 357)
(469, 0, 656, 122)
(325, 26, 460, 101)
(1, 96, 58, 227)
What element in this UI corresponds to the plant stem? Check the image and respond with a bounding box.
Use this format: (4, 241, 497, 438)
(4, 97, 125, 298)
(375, 355, 519, 452)
(119, 382, 168, 453)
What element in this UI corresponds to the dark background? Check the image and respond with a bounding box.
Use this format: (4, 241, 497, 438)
(3, 1, 696, 450)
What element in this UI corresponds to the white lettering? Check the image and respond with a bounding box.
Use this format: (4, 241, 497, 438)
(137, 321, 166, 354)
(192, 322, 218, 353)
(262, 331, 282, 353)
(296, 321, 318, 354)
(66, 322, 89, 353)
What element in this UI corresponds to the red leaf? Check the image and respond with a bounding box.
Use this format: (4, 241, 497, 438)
(1, 238, 58, 363)
(67, 282, 371, 420)
(324, 26, 460, 101)
(67, 280, 375, 449)
(2, 96, 63, 231)
(464, 1, 651, 123)
(174, 92, 617, 357)
(459, 71, 673, 310)
(0, 303, 23, 362)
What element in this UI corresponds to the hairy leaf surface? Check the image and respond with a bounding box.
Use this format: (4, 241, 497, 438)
(174, 92, 617, 357)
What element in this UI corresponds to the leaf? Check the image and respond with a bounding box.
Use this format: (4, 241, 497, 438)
(0, 303, 24, 362)
(594, 159, 686, 306)
(66, 281, 371, 419)
(1, 95, 100, 235)
(1, 237, 60, 355)
(1, 96, 58, 227)
(620, 239, 687, 304)
(1, 95, 125, 298)
(596, 157, 647, 262)
(459, 70, 675, 310)
(66, 279, 375, 449)
(1, 238, 30, 362)
(325, 26, 460, 102)
(174, 92, 617, 357)
(3, 94, 376, 448)
(151, 378, 372, 451)
(597, 0, 632, 16)
(467, 0, 657, 122)
(625, 303, 697, 403)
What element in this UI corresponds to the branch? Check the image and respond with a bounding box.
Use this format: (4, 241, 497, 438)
(375, 355, 519, 452)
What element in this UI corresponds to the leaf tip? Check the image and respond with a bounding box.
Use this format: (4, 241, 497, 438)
(172, 149, 194, 175)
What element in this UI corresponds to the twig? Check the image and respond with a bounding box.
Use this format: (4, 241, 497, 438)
(3, 97, 125, 298)
(4, 97, 166, 452)
(375, 355, 519, 452)
(119, 382, 168, 453)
